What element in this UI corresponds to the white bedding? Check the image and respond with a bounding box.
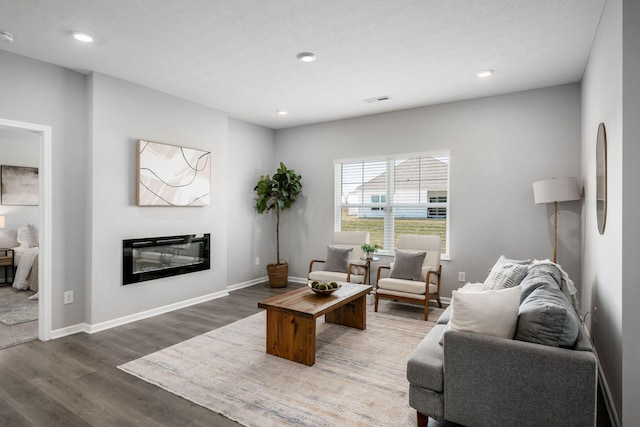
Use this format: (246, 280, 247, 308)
(12, 246, 38, 290)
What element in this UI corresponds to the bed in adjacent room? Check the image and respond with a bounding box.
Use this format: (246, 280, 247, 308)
(11, 225, 39, 295)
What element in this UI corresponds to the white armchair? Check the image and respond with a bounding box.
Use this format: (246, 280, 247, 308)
(308, 231, 370, 284)
(375, 234, 442, 320)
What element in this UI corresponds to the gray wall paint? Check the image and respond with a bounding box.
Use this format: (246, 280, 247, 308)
(0, 128, 39, 248)
(87, 73, 229, 324)
(622, 0, 640, 424)
(227, 118, 276, 284)
(580, 0, 623, 418)
(0, 50, 87, 328)
(275, 84, 582, 296)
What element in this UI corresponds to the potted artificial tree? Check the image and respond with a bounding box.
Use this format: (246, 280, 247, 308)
(254, 162, 302, 287)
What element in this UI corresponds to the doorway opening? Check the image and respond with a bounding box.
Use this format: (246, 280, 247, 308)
(0, 118, 52, 346)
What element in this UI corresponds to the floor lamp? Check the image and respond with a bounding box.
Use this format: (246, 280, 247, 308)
(533, 177, 580, 263)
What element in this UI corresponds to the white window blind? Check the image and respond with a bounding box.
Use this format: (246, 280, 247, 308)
(334, 152, 450, 255)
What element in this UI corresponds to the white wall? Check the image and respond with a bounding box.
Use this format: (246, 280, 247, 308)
(87, 73, 229, 324)
(0, 127, 39, 248)
(580, 0, 623, 419)
(0, 50, 87, 328)
(622, 0, 640, 424)
(275, 84, 582, 295)
(226, 118, 275, 285)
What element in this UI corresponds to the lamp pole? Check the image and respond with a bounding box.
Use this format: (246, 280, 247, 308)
(553, 201, 558, 263)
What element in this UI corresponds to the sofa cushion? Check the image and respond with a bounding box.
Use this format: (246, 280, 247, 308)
(377, 277, 433, 294)
(407, 324, 447, 392)
(515, 284, 580, 348)
(437, 305, 452, 325)
(390, 250, 427, 281)
(446, 286, 521, 340)
(519, 263, 563, 301)
(323, 245, 352, 273)
(484, 255, 529, 290)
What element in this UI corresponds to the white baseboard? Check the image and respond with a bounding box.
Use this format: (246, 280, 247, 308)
(50, 323, 91, 339)
(50, 289, 231, 338)
(48, 279, 452, 340)
(227, 276, 268, 292)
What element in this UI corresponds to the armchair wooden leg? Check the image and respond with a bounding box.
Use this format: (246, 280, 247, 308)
(374, 292, 379, 312)
(417, 411, 428, 427)
(424, 302, 429, 321)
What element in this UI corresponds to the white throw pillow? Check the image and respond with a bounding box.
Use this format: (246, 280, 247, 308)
(448, 286, 521, 340)
(27, 224, 38, 247)
(461, 282, 485, 291)
(16, 224, 38, 248)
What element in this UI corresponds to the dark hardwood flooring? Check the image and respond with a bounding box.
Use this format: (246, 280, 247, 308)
(0, 282, 305, 427)
(0, 282, 613, 427)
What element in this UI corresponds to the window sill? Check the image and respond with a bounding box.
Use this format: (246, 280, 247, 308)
(375, 251, 451, 261)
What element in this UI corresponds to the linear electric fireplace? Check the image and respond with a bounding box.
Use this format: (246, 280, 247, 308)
(123, 234, 210, 285)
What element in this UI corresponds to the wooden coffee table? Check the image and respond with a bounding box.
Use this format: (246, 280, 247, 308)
(257, 282, 373, 366)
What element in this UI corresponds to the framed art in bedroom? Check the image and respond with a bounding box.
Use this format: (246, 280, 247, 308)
(136, 140, 211, 207)
(1, 165, 39, 206)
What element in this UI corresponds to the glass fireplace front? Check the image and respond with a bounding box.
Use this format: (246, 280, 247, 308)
(122, 234, 210, 285)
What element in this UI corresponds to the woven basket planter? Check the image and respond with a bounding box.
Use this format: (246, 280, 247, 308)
(267, 263, 288, 288)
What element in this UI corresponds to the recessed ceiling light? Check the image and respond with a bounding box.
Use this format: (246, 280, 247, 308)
(72, 31, 94, 43)
(477, 69, 494, 78)
(0, 31, 14, 43)
(296, 52, 316, 63)
(276, 110, 288, 116)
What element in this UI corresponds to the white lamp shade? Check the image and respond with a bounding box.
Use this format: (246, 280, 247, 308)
(0, 216, 4, 228)
(533, 177, 580, 204)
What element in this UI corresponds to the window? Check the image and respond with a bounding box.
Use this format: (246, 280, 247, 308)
(334, 152, 450, 255)
(370, 194, 386, 210)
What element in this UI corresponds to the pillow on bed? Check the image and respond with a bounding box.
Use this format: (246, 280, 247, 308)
(16, 225, 38, 248)
(27, 224, 38, 247)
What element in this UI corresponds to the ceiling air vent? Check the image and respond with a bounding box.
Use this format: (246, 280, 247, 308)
(363, 95, 391, 103)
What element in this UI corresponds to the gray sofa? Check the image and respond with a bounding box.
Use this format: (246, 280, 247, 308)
(407, 262, 598, 426)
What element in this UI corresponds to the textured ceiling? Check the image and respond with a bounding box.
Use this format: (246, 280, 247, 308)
(0, 0, 606, 129)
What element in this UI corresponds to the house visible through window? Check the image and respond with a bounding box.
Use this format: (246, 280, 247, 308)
(371, 194, 386, 210)
(334, 151, 450, 255)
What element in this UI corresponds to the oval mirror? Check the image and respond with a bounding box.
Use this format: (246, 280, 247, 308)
(596, 122, 607, 235)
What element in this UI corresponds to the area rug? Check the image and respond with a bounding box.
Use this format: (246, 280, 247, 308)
(119, 308, 441, 427)
(0, 305, 38, 326)
(0, 286, 38, 326)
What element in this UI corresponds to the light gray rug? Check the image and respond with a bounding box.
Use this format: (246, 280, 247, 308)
(0, 287, 38, 349)
(119, 307, 441, 427)
(0, 287, 38, 327)
(0, 305, 38, 326)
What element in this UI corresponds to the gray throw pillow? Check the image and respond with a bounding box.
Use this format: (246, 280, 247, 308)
(323, 246, 352, 273)
(515, 284, 580, 348)
(390, 250, 426, 281)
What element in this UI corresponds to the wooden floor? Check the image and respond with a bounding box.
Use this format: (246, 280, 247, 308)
(0, 282, 613, 427)
(0, 282, 305, 427)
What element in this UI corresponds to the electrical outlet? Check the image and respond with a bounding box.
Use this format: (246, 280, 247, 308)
(458, 272, 466, 282)
(255, 257, 260, 266)
(64, 290, 74, 305)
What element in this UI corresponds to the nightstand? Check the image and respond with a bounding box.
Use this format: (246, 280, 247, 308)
(0, 248, 14, 285)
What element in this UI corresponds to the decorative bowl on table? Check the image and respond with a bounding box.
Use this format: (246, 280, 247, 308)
(308, 281, 341, 296)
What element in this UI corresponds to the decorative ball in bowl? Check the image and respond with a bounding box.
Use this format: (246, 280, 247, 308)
(309, 281, 341, 296)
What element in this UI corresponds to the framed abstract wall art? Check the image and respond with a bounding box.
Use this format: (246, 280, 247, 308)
(137, 140, 211, 206)
(1, 165, 39, 206)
